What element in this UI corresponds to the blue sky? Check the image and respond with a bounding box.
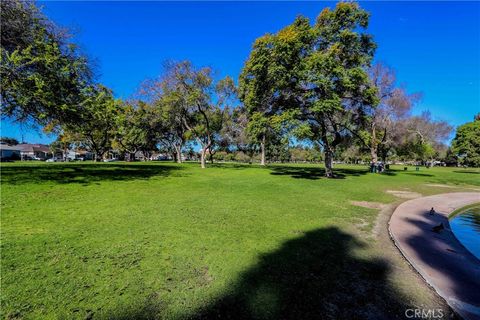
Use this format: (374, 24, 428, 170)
(2, 1, 479, 143)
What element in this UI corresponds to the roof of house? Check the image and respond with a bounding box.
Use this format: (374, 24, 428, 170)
(17, 144, 50, 153)
(0, 144, 22, 151)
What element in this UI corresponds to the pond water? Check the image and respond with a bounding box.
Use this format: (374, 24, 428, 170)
(450, 205, 480, 260)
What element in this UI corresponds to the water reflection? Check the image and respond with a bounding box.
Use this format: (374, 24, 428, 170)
(450, 205, 480, 260)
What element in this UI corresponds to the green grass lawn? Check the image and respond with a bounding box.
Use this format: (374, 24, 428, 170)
(1, 162, 479, 319)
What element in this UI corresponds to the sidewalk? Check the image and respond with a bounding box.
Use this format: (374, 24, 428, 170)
(389, 192, 480, 320)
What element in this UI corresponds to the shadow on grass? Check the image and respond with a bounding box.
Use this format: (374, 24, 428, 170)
(269, 165, 377, 180)
(98, 295, 164, 320)
(208, 163, 256, 170)
(452, 170, 480, 175)
(404, 172, 434, 177)
(0, 163, 183, 185)
(187, 227, 415, 319)
(106, 227, 418, 320)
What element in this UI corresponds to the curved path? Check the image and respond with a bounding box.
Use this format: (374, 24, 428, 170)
(389, 192, 480, 320)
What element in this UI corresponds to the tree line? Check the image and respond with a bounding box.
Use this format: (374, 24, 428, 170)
(2, 1, 479, 175)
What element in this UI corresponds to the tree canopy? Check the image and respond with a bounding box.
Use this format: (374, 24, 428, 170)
(451, 115, 480, 167)
(1, 0, 93, 128)
(240, 2, 378, 176)
(1, 1, 471, 169)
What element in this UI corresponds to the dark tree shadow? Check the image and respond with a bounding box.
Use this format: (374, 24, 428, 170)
(404, 172, 434, 177)
(381, 170, 399, 176)
(452, 170, 480, 175)
(97, 295, 164, 320)
(0, 163, 183, 185)
(208, 163, 258, 170)
(179, 227, 414, 320)
(269, 166, 372, 180)
(86, 227, 458, 320)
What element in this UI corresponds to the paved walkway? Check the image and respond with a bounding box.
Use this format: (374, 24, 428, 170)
(389, 192, 480, 320)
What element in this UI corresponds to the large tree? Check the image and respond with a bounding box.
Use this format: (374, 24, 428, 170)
(67, 85, 119, 161)
(451, 115, 480, 167)
(239, 16, 314, 166)
(217, 106, 258, 162)
(114, 101, 157, 161)
(397, 112, 453, 165)
(359, 63, 420, 163)
(161, 61, 234, 168)
(204, 78, 237, 164)
(155, 100, 188, 163)
(138, 72, 187, 163)
(239, 34, 277, 166)
(1, 0, 92, 127)
(267, 3, 377, 177)
(307, 3, 377, 177)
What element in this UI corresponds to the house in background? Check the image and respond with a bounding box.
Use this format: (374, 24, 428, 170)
(0, 144, 21, 161)
(66, 149, 93, 161)
(150, 153, 172, 161)
(134, 151, 151, 161)
(77, 150, 93, 160)
(18, 144, 51, 160)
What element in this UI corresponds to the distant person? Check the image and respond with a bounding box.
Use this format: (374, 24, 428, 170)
(429, 207, 435, 215)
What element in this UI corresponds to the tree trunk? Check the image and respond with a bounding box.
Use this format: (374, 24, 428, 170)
(95, 152, 102, 162)
(200, 148, 206, 169)
(370, 124, 378, 164)
(175, 144, 182, 164)
(324, 148, 334, 178)
(370, 147, 378, 164)
(260, 134, 266, 166)
(144, 151, 151, 161)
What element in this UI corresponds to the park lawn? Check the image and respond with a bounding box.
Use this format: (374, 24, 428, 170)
(1, 162, 479, 319)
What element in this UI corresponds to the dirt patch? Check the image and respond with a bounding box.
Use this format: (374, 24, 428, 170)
(425, 184, 458, 189)
(372, 203, 396, 239)
(350, 201, 386, 210)
(354, 219, 370, 232)
(195, 266, 214, 286)
(386, 190, 422, 199)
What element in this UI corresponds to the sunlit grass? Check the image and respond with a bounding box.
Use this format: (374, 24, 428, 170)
(1, 162, 479, 319)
